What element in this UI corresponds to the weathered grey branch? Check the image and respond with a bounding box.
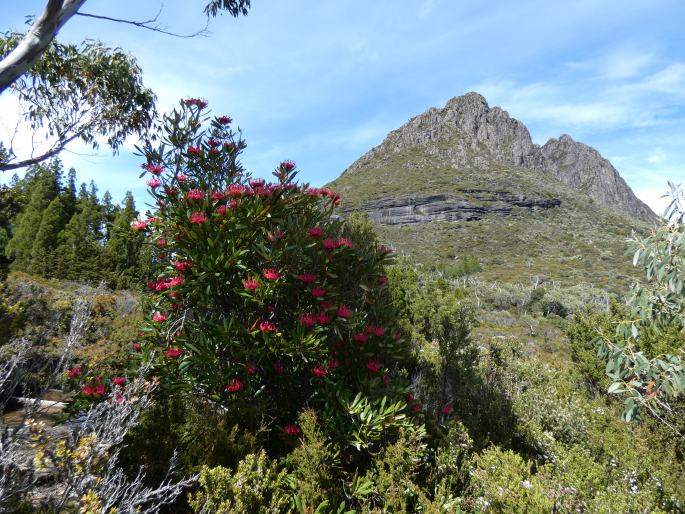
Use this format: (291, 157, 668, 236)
(75, 9, 210, 38)
(0, 0, 88, 95)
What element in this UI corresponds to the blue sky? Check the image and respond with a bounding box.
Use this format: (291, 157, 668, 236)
(2, 0, 685, 214)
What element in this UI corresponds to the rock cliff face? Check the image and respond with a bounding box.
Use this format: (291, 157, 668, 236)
(344, 191, 561, 225)
(343, 92, 654, 222)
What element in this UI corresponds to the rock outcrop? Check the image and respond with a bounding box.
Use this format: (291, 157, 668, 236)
(343, 92, 655, 222)
(344, 190, 561, 225)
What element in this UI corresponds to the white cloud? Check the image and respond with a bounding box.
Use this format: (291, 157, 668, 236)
(635, 185, 672, 216)
(646, 147, 666, 165)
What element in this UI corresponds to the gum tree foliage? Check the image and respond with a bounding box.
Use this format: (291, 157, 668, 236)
(0, 0, 251, 171)
(596, 182, 685, 425)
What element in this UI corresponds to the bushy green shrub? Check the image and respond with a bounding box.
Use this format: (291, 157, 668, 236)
(470, 447, 553, 513)
(189, 451, 290, 513)
(134, 99, 421, 462)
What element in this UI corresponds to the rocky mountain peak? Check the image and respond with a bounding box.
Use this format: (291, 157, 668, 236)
(343, 92, 655, 222)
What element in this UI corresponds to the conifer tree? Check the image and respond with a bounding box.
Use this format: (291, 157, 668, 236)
(58, 182, 104, 281)
(103, 191, 146, 288)
(29, 194, 70, 277)
(4, 162, 60, 270)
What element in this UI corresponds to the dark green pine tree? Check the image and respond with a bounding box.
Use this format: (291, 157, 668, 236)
(103, 191, 147, 288)
(4, 162, 61, 271)
(58, 182, 105, 282)
(101, 190, 118, 243)
(28, 194, 70, 277)
(0, 185, 22, 274)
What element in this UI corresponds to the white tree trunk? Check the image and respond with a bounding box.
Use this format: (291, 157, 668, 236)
(0, 0, 87, 94)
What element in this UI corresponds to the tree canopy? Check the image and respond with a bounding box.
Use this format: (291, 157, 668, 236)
(0, 0, 252, 172)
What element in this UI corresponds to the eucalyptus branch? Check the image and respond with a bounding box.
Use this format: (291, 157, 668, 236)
(75, 11, 210, 38)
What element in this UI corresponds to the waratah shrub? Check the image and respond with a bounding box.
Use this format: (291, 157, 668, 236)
(132, 99, 419, 451)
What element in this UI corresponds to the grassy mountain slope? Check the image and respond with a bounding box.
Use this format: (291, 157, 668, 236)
(329, 128, 652, 291)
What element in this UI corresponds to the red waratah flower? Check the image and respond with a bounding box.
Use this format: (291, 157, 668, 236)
(312, 365, 328, 377)
(186, 189, 204, 200)
(284, 424, 301, 436)
(146, 177, 161, 188)
(250, 178, 265, 188)
(168, 276, 184, 288)
(184, 98, 208, 108)
(94, 383, 106, 395)
(226, 378, 244, 393)
(337, 237, 353, 249)
(170, 303, 182, 311)
(407, 393, 415, 402)
(267, 230, 284, 242)
(411, 403, 422, 413)
(337, 304, 352, 318)
(67, 367, 82, 379)
(217, 115, 232, 125)
(441, 403, 454, 415)
(143, 163, 164, 175)
(188, 146, 202, 156)
(366, 360, 382, 373)
(164, 186, 178, 197)
(262, 268, 280, 280)
(327, 358, 340, 370)
(190, 212, 208, 224)
(366, 325, 385, 337)
(281, 160, 295, 171)
(311, 286, 326, 298)
(245, 363, 257, 375)
(322, 238, 338, 250)
(227, 184, 247, 195)
(259, 320, 276, 332)
(165, 347, 183, 358)
(382, 375, 391, 386)
(132, 342, 142, 353)
(353, 333, 368, 344)
(305, 187, 321, 197)
(81, 384, 95, 396)
(152, 312, 168, 322)
(377, 276, 389, 286)
(173, 259, 192, 272)
(211, 191, 224, 201)
(316, 312, 333, 325)
(217, 204, 228, 216)
(307, 227, 324, 238)
(228, 200, 238, 208)
(177, 174, 189, 183)
(273, 362, 286, 374)
(131, 219, 148, 230)
(299, 313, 316, 327)
(243, 277, 259, 290)
(207, 138, 221, 148)
(112, 376, 126, 386)
(298, 273, 316, 283)
(156, 239, 167, 248)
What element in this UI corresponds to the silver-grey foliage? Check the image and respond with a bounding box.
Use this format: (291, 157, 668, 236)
(0, 290, 196, 512)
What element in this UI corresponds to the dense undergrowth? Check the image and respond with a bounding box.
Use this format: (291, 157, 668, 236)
(2, 261, 684, 512)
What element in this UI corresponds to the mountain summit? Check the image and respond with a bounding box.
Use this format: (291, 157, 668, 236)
(343, 92, 654, 222)
(329, 93, 655, 287)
